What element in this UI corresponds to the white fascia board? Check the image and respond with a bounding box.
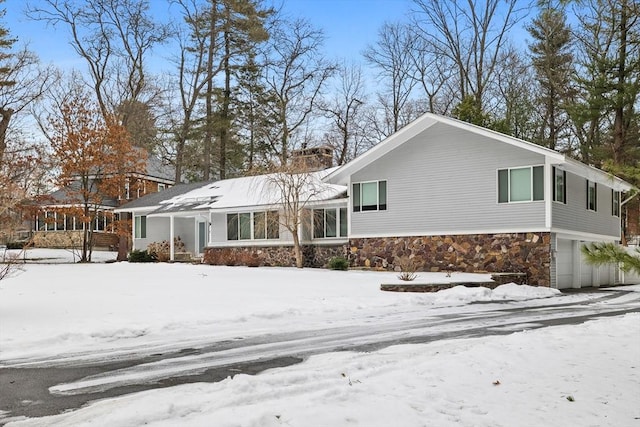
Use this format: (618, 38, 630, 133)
(304, 198, 349, 208)
(551, 228, 621, 242)
(324, 113, 567, 185)
(558, 158, 634, 192)
(147, 209, 208, 218)
(113, 206, 158, 214)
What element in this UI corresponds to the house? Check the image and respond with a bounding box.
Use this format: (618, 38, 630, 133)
(32, 154, 175, 249)
(116, 114, 634, 289)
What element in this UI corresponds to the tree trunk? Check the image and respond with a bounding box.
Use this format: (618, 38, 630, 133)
(292, 230, 303, 268)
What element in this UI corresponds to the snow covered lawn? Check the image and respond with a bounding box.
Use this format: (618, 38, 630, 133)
(1, 250, 639, 426)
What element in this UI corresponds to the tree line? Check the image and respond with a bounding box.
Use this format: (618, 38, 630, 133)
(0, 0, 638, 199)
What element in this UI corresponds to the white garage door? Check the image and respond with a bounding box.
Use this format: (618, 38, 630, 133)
(556, 239, 573, 289)
(556, 239, 616, 289)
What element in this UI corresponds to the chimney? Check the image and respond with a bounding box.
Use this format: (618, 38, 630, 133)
(291, 146, 334, 171)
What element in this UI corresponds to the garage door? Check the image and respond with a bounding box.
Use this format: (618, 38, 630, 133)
(556, 238, 573, 289)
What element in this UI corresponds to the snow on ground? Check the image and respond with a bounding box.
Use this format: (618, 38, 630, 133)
(6, 314, 640, 427)
(0, 250, 561, 363)
(2, 249, 638, 426)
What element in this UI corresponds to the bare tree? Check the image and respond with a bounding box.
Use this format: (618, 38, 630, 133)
(26, 0, 171, 122)
(318, 62, 367, 165)
(263, 18, 335, 165)
(363, 22, 417, 134)
(412, 0, 527, 114)
(265, 164, 328, 268)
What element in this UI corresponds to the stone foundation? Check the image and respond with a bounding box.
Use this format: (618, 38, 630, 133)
(204, 244, 346, 268)
(32, 231, 119, 250)
(348, 233, 551, 286)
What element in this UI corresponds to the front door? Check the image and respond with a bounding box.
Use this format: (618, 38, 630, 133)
(198, 222, 206, 254)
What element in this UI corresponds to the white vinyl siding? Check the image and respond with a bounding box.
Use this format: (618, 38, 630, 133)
(350, 122, 546, 236)
(551, 171, 620, 238)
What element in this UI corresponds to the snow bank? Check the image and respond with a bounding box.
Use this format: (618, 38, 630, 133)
(7, 313, 639, 427)
(0, 260, 563, 363)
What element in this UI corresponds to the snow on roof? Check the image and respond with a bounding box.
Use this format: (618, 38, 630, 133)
(157, 167, 347, 212)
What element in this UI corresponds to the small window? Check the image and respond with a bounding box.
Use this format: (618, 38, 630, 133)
(498, 166, 544, 203)
(612, 190, 620, 217)
(339, 208, 348, 237)
(352, 181, 387, 212)
(65, 214, 74, 231)
(158, 183, 165, 191)
(587, 180, 597, 211)
(239, 213, 251, 240)
(253, 211, 266, 239)
(227, 214, 239, 240)
(266, 211, 279, 239)
(124, 180, 130, 200)
(553, 167, 566, 203)
(134, 215, 147, 238)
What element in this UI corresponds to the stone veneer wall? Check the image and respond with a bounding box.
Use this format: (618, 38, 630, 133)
(204, 244, 347, 268)
(32, 231, 119, 250)
(348, 233, 551, 287)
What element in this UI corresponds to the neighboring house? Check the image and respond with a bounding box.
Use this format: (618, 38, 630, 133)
(116, 114, 634, 289)
(32, 155, 175, 249)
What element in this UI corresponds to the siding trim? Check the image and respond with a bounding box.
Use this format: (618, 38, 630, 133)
(552, 228, 620, 242)
(349, 228, 551, 239)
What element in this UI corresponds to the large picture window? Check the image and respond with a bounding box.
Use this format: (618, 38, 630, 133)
(553, 167, 566, 203)
(498, 166, 544, 203)
(313, 208, 348, 239)
(587, 180, 597, 211)
(227, 211, 279, 241)
(353, 180, 387, 212)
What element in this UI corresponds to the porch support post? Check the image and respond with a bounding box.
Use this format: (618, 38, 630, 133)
(131, 214, 137, 251)
(170, 215, 175, 261)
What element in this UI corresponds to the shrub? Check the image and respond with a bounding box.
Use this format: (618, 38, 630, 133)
(328, 256, 349, 270)
(128, 249, 156, 263)
(237, 251, 261, 267)
(6, 242, 26, 250)
(396, 256, 419, 281)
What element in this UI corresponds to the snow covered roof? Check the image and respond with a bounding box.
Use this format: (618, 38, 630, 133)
(148, 167, 347, 214)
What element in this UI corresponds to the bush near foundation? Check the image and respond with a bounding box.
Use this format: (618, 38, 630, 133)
(328, 256, 349, 270)
(128, 249, 156, 263)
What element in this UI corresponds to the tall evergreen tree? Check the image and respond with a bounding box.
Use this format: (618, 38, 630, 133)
(527, 4, 574, 151)
(572, 0, 640, 167)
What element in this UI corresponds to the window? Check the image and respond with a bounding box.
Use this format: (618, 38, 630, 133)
(612, 190, 620, 217)
(587, 180, 597, 211)
(553, 167, 566, 203)
(228, 211, 279, 241)
(124, 180, 130, 200)
(353, 180, 387, 212)
(135, 215, 147, 238)
(158, 183, 165, 191)
(45, 211, 55, 231)
(498, 166, 544, 203)
(313, 208, 348, 239)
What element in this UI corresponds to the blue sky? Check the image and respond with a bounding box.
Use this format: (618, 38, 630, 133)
(2, 0, 413, 72)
